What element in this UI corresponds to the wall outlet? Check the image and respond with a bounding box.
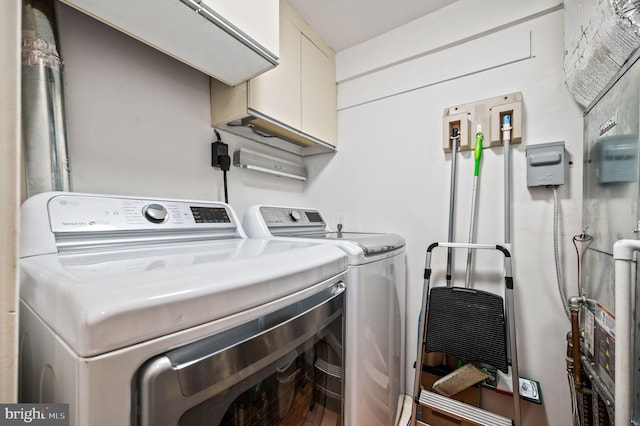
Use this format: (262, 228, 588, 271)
(519, 377, 542, 404)
(486, 371, 543, 404)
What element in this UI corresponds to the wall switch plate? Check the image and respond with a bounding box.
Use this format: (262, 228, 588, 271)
(526, 141, 565, 187)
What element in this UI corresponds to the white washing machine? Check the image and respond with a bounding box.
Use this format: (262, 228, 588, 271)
(243, 205, 407, 426)
(19, 192, 349, 426)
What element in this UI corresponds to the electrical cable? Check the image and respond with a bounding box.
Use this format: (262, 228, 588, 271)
(221, 162, 230, 204)
(553, 186, 571, 321)
(553, 186, 594, 320)
(551, 187, 591, 425)
(567, 371, 581, 426)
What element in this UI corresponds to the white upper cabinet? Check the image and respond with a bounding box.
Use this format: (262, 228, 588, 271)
(60, 0, 279, 87)
(210, 0, 337, 156)
(300, 34, 337, 148)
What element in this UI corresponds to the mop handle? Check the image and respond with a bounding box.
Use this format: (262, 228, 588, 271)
(473, 125, 483, 176)
(465, 126, 483, 288)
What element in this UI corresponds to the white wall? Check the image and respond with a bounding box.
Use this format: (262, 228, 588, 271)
(57, 4, 307, 217)
(305, 3, 583, 426)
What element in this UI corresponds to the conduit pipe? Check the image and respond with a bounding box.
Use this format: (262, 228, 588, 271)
(612, 239, 640, 426)
(22, 0, 70, 196)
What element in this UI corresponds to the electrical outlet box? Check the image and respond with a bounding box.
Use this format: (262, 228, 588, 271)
(489, 96, 523, 147)
(211, 141, 229, 169)
(443, 92, 522, 152)
(442, 112, 469, 152)
(483, 372, 543, 404)
(526, 141, 565, 187)
(519, 377, 542, 404)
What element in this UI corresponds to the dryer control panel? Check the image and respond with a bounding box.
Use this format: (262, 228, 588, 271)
(259, 206, 324, 226)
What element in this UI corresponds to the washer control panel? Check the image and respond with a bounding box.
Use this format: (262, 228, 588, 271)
(259, 206, 326, 228)
(47, 194, 234, 233)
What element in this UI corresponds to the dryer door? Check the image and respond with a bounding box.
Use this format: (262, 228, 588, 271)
(136, 282, 345, 426)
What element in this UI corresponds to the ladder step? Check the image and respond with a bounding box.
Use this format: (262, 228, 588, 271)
(418, 390, 512, 426)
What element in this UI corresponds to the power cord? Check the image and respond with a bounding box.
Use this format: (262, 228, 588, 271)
(212, 130, 231, 203)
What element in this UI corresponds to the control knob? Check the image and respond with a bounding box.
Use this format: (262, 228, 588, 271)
(143, 204, 168, 224)
(289, 210, 302, 222)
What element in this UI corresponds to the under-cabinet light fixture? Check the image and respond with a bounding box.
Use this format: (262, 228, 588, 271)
(232, 148, 307, 181)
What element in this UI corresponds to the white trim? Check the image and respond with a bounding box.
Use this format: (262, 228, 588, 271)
(337, 25, 532, 110)
(336, 0, 562, 82)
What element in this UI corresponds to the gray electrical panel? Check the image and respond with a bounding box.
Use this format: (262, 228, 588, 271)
(526, 141, 565, 187)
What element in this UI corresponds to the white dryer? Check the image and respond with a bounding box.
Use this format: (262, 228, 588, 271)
(19, 192, 349, 426)
(243, 205, 407, 426)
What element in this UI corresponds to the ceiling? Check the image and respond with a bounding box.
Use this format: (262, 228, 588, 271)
(287, 0, 460, 52)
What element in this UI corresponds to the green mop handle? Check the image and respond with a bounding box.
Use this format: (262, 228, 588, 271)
(474, 126, 483, 176)
(465, 125, 483, 288)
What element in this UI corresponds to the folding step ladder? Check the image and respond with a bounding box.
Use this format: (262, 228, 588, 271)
(410, 242, 522, 426)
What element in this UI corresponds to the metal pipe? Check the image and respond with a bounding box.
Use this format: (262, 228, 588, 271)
(568, 297, 583, 392)
(565, 331, 574, 383)
(22, 0, 70, 196)
(502, 115, 512, 247)
(446, 127, 459, 287)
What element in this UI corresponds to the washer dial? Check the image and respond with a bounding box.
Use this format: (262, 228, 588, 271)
(143, 204, 168, 224)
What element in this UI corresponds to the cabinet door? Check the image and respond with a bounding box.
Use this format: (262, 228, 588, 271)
(301, 35, 337, 147)
(201, 0, 279, 57)
(60, 0, 278, 86)
(249, 13, 301, 129)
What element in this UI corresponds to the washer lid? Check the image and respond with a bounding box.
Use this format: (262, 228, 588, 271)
(284, 231, 405, 256)
(20, 238, 347, 357)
